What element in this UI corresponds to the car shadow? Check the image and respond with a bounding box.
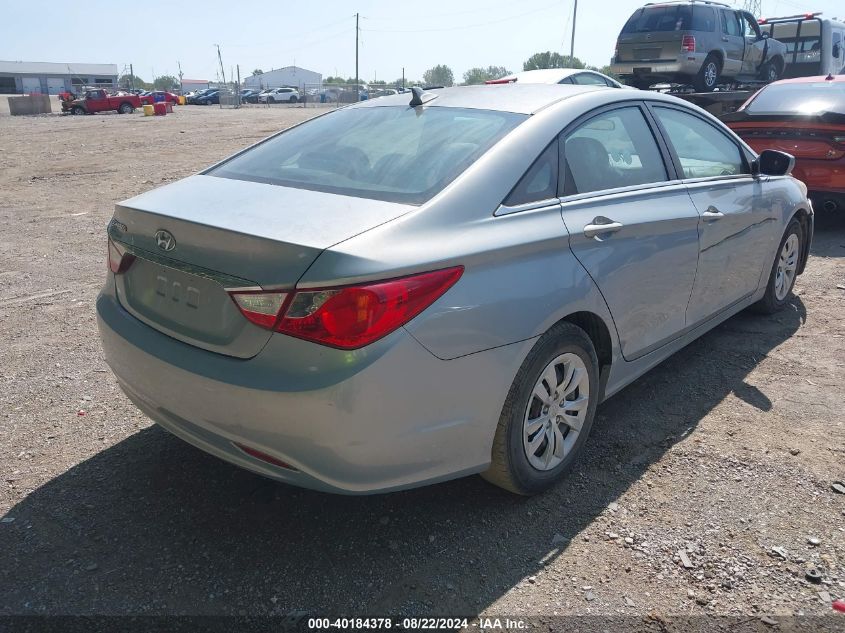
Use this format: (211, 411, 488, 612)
(0, 298, 806, 617)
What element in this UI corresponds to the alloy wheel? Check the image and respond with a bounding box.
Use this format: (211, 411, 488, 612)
(774, 233, 799, 301)
(523, 353, 590, 471)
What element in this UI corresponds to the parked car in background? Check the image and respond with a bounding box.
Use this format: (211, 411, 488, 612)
(140, 91, 179, 105)
(486, 68, 625, 88)
(187, 88, 217, 105)
(611, 0, 788, 91)
(259, 87, 300, 103)
(62, 89, 141, 115)
(240, 89, 261, 103)
(722, 74, 845, 212)
(758, 13, 845, 78)
(98, 85, 811, 496)
(194, 90, 220, 105)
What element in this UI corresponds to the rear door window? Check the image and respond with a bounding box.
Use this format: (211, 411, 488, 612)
(721, 10, 742, 36)
(561, 106, 668, 196)
(652, 107, 746, 178)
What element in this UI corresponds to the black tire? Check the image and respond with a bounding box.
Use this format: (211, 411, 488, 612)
(759, 60, 781, 83)
(118, 102, 133, 114)
(289, 95, 298, 104)
(481, 322, 600, 495)
(71, 106, 85, 115)
(694, 55, 721, 92)
(630, 78, 652, 90)
(752, 219, 803, 314)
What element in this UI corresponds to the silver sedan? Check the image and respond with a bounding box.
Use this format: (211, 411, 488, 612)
(97, 84, 813, 495)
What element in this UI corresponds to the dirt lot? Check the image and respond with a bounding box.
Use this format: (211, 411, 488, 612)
(0, 104, 843, 627)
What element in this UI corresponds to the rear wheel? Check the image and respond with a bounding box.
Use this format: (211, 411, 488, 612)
(753, 219, 803, 314)
(118, 102, 134, 114)
(482, 322, 600, 495)
(694, 55, 720, 92)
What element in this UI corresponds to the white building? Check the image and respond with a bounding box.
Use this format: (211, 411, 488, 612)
(0, 60, 118, 95)
(243, 66, 322, 91)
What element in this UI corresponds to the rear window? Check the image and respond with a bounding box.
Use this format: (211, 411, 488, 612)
(209, 106, 525, 204)
(746, 82, 845, 115)
(622, 5, 716, 33)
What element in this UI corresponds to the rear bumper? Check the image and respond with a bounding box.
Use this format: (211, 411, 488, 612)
(792, 160, 845, 195)
(96, 276, 532, 494)
(612, 55, 704, 81)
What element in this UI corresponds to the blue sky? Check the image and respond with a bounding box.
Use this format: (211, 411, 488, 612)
(1, 0, 840, 83)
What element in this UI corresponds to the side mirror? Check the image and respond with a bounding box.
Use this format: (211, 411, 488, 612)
(754, 149, 795, 176)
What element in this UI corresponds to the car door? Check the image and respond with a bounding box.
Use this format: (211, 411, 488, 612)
(720, 10, 745, 77)
(740, 11, 767, 75)
(86, 90, 109, 112)
(648, 104, 777, 325)
(559, 103, 701, 361)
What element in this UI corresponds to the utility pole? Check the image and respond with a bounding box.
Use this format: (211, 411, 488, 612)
(355, 13, 359, 94)
(742, 0, 762, 16)
(237, 65, 241, 106)
(402, 67, 405, 90)
(215, 44, 227, 86)
(177, 61, 183, 93)
(129, 63, 134, 90)
(569, 0, 578, 65)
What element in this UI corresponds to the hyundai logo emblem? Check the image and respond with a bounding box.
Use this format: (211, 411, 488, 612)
(155, 229, 176, 252)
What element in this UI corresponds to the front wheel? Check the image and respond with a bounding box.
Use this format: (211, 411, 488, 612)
(71, 106, 85, 115)
(289, 95, 298, 104)
(481, 322, 600, 495)
(753, 219, 803, 314)
(759, 61, 781, 83)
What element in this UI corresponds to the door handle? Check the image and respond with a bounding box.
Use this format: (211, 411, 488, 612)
(584, 219, 624, 238)
(702, 209, 725, 221)
(721, 36, 729, 42)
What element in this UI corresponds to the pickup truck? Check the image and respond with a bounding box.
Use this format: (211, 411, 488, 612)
(62, 89, 142, 115)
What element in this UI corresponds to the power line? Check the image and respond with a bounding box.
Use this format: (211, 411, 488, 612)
(360, 1, 562, 33)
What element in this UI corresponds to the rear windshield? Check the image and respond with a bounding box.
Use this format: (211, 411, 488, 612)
(622, 5, 716, 33)
(746, 82, 845, 115)
(208, 106, 525, 204)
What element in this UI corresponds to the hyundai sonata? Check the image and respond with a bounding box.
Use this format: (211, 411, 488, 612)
(98, 84, 812, 495)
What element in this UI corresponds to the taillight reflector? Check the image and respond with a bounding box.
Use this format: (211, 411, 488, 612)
(681, 35, 696, 52)
(233, 442, 298, 471)
(227, 266, 463, 349)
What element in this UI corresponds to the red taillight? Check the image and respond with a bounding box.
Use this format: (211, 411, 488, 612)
(227, 266, 463, 349)
(107, 238, 135, 274)
(681, 35, 696, 53)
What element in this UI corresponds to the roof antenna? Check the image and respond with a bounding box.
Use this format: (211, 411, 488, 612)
(409, 86, 437, 106)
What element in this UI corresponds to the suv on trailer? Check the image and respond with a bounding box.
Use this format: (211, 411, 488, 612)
(611, 1, 788, 91)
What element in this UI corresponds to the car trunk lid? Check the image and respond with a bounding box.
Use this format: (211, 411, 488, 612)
(110, 174, 414, 358)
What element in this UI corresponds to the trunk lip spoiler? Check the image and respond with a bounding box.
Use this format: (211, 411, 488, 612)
(108, 223, 260, 291)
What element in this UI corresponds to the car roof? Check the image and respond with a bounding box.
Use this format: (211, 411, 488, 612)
(769, 74, 845, 85)
(351, 83, 608, 115)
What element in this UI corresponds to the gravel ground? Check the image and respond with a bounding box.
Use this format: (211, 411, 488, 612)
(0, 105, 843, 627)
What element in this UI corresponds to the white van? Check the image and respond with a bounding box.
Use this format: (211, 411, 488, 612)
(759, 13, 845, 77)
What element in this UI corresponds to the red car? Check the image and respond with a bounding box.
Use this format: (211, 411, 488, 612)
(139, 91, 179, 105)
(722, 74, 845, 212)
